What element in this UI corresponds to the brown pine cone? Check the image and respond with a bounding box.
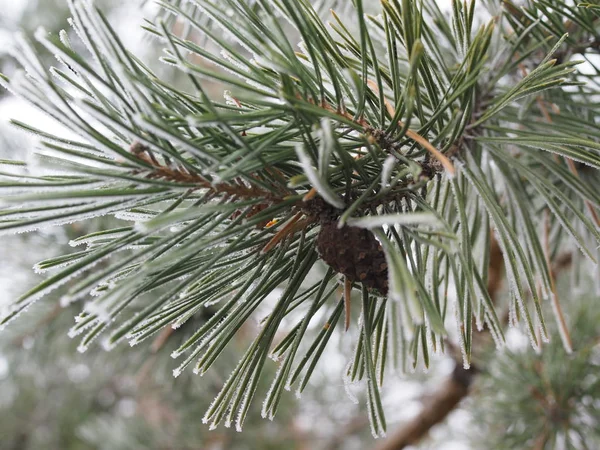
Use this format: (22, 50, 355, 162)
(316, 220, 388, 295)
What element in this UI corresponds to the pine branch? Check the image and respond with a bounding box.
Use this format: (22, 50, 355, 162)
(0, 0, 599, 435)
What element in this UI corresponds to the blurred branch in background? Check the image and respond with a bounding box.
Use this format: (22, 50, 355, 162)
(469, 281, 600, 449)
(374, 364, 476, 450)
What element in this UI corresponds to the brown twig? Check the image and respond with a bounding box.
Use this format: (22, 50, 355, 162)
(131, 142, 282, 203)
(543, 210, 573, 352)
(129, 82, 453, 257)
(261, 212, 304, 254)
(373, 365, 478, 450)
(366, 80, 456, 176)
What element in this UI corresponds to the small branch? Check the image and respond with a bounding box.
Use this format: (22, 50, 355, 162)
(261, 212, 304, 253)
(372, 365, 477, 450)
(366, 80, 456, 176)
(373, 232, 575, 450)
(403, 129, 456, 177)
(130, 141, 284, 205)
(533, 429, 550, 450)
(544, 210, 573, 353)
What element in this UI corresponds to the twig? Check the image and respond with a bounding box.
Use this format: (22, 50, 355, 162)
(130, 141, 283, 205)
(261, 212, 304, 253)
(544, 210, 573, 353)
(366, 80, 456, 176)
(372, 364, 477, 450)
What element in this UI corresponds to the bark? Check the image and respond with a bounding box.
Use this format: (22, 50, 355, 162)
(373, 364, 477, 450)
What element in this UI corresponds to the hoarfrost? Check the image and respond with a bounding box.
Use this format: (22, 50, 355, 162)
(453, 297, 470, 370)
(342, 361, 360, 405)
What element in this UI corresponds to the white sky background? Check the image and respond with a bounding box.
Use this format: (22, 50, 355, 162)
(0, 1, 474, 449)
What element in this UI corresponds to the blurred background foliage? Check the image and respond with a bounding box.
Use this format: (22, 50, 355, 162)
(470, 279, 600, 450)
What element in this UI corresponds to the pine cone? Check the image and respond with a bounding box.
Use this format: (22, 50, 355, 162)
(316, 221, 388, 295)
